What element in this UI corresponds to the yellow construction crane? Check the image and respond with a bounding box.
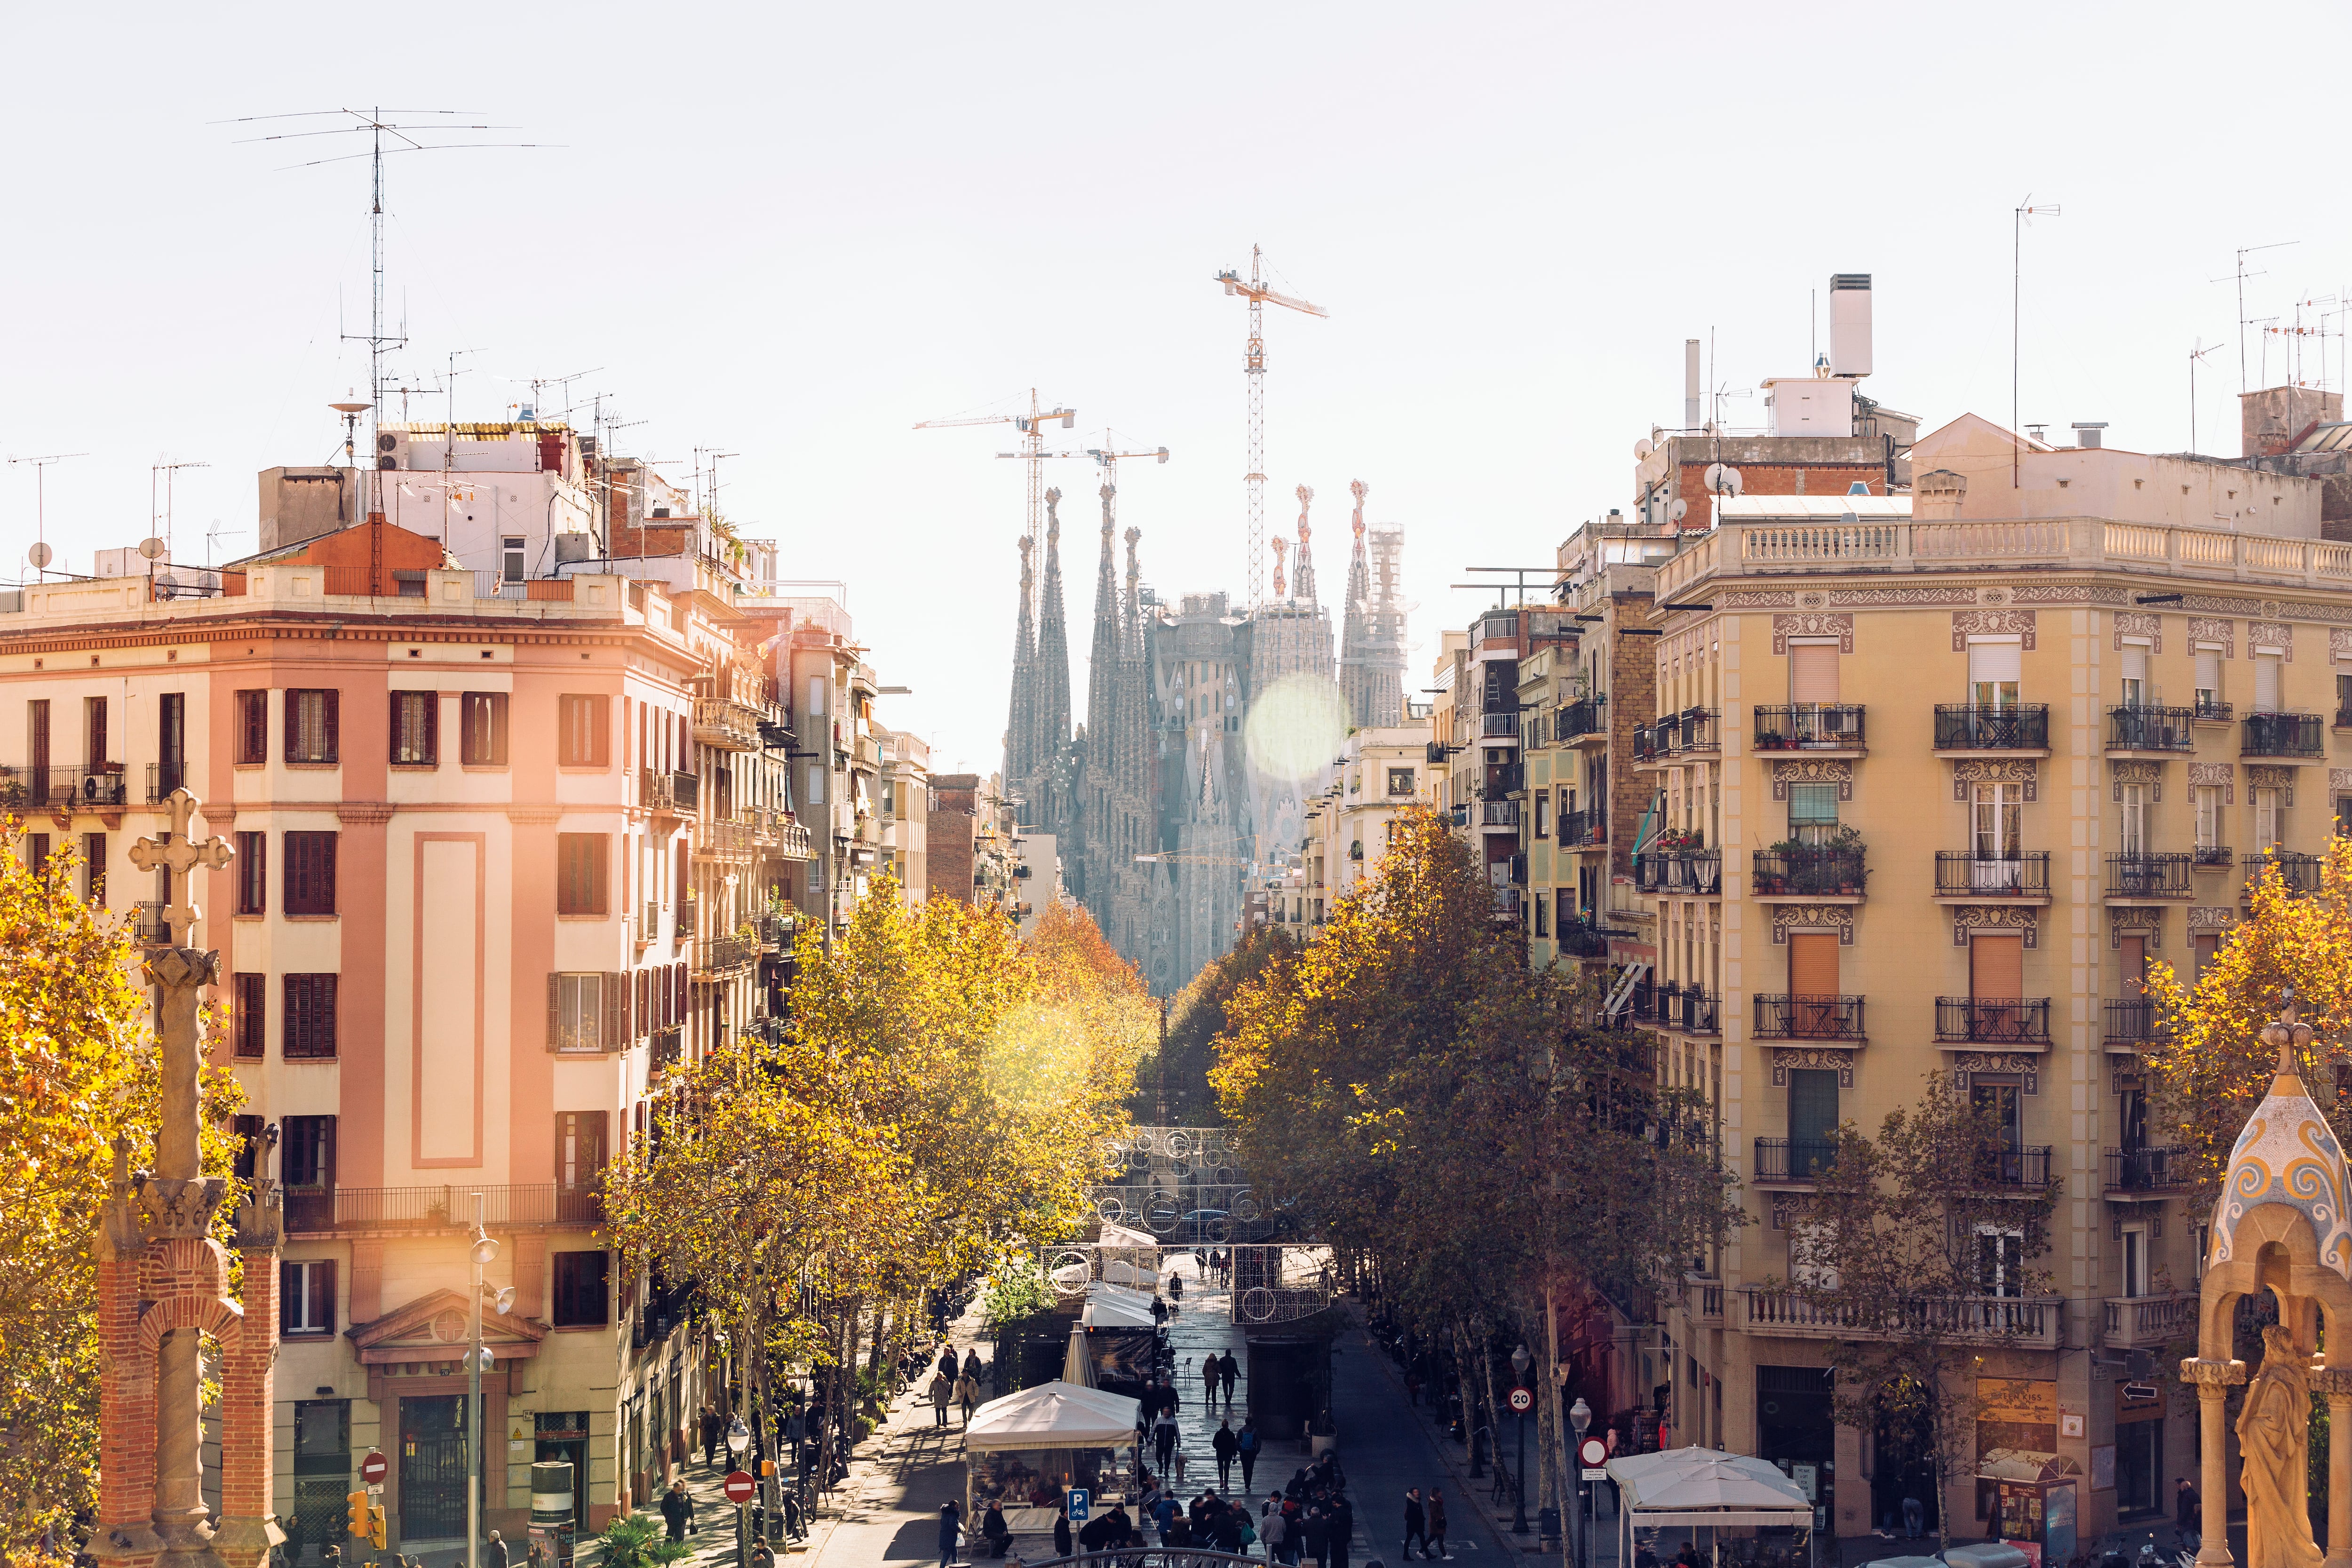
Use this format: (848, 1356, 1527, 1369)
(1213, 247, 1326, 608)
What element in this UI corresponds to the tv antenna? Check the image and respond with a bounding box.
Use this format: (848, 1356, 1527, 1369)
(150, 459, 210, 559)
(10, 451, 87, 574)
(528, 367, 603, 420)
(2013, 195, 2061, 489)
(2210, 240, 2298, 394)
(2188, 340, 2225, 454)
(219, 107, 552, 512)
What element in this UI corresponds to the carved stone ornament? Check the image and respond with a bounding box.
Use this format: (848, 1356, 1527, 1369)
(1770, 1045, 1859, 1088)
(2190, 618, 2236, 656)
(1720, 590, 1795, 609)
(2263, 601, 2281, 620)
(1772, 613, 1854, 654)
(2189, 906, 2237, 932)
(2247, 764, 2297, 807)
(2111, 760, 2165, 803)
(1769, 1194, 1811, 1232)
(2190, 762, 2235, 804)
(2181, 1358, 2248, 1390)
(1770, 905, 1855, 946)
(1952, 905, 2040, 949)
(1979, 586, 2012, 606)
(1826, 586, 1972, 607)
(2110, 907, 2164, 950)
(1953, 609, 2038, 651)
(1952, 758, 2041, 803)
(1950, 1050, 2041, 1095)
(2008, 583, 2128, 605)
(1770, 758, 1854, 802)
(132, 1175, 230, 1242)
(1796, 591, 1828, 610)
(2113, 612, 2163, 653)
(2251, 621, 2294, 659)
(2334, 629, 2352, 661)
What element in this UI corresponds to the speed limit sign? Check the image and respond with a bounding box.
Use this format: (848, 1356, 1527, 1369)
(1507, 1385, 1534, 1414)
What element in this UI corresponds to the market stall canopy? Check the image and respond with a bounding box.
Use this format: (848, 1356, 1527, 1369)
(964, 1380, 1143, 1451)
(1099, 1222, 1159, 1250)
(1605, 1446, 1814, 1527)
(1082, 1286, 1159, 1331)
(1976, 1450, 2080, 1484)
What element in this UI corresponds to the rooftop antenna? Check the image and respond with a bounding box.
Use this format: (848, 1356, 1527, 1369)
(2014, 194, 2061, 489)
(2189, 339, 2224, 454)
(9, 452, 87, 576)
(2212, 240, 2298, 394)
(529, 367, 602, 420)
(150, 459, 210, 560)
(219, 107, 551, 516)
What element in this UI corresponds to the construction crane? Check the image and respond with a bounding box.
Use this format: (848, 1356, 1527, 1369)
(1213, 247, 1327, 609)
(914, 389, 1075, 622)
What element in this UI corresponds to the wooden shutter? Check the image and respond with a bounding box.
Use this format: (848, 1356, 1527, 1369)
(673, 962, 687, 1025)
(548, 973, 562, 1050)
(424, 691, 439, 763)
(322, 688, 339, 762)
(1788, 933, 1840, 997)
(238, 691, 266, 764)
(1789, 645, 1839, 704)
(87, 696, 107, 771)
(603, 973, 624, 1051)
(1970, 935, 2024, 1000)
(2256, 655, 2282, 714)
(2119, 936, 2146, 997)
(310, 1260, 337, 1335)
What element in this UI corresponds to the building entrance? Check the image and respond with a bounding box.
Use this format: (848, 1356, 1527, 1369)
(400, 1395, 469, 1541)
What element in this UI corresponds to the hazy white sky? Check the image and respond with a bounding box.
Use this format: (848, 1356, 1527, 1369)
(5, 2, 2351, 775)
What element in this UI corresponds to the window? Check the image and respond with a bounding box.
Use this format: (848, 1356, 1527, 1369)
(284, 832, 337, 915)
(1787, 783, 1839, 844)
(25, 834, 50, 878)
(1534, 791, 1550, 839)
(1967, 639, 2021, 708)
(1789, 643, 1839, 704)
(83, 695, 108, 772)
(2119, 782, 2147, 858)
(389, 691, 437, 766)
(27, 699, 50, 797)
(231, 1115, 265, 1183)
(285, 689, 339, 764)
(235, 832, 267, 915)
(2340, 669, 2352, 720)
(283, 975, 338, 1059)
(281, 1115, 334, 1191)
(2255, 653, 2282, 715)
(233, 972, 265, 1058)
(1534, 895, 1549, 937)
(558, 695, 610, 767)
(550, 973, 606, 1053)
(157, 693, 184, 792)
(1975, 1225, 2026, 1297)
(462, 692, 509, 765)
(557, 834, 609, 915)
(2256, 787, 2284, 851)
(2120, 643, 2150, 708)
(557, 1112, 607, 1194)
(2198, 649, 2225, 712)
(82, 832, 105, 905)
(502, 536, 526, 582)
(234, 690, 268, 764)
(281, 1259, 337, 1337)
(2195, 786, 2223, 850)
(1971, 782, 2023, 861)
(2193, 932, 2221, 979)
(551, 1251, 610, 1328)
(1387, 767, 1415, 796)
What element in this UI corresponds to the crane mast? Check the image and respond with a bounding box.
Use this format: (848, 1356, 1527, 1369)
(1215, 246, 1326, 611)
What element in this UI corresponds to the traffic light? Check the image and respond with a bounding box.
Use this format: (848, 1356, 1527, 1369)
(347, 1493, 369, 1538)
(368, 1504, 387, 1550)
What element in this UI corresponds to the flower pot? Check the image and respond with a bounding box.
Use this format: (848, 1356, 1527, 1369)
(1310, 1433, 1337, 1457)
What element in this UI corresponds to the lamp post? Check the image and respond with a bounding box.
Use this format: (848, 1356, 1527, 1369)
(1510, 1345, 1532, 1536)
(467, 1202, 511, 1568)
(1570, 1398, 1592, 1568)
(729, 1415, 752, 1568)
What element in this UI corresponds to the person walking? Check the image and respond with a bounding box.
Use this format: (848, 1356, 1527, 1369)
(1302, 1507, 1330, 1568)
(700, 1404, 724, 1469)
(1204, 1353, 1222, 1409)
(929, 1368, 954, 1428)
(2177, 1477, 2201, 1550)
(1053, 1505, 1073, 1560)
(1261, 1500, 1288, 1566)
(1900, 1495, 1923, 1541)
(486, 1533, 509, 1568)
(660, 1481, 696, 1545)
(1220, 1349, 1240, 1407)
(1327, 1494, 1355, 1568)
(963, 1348, 987, 1394)
(1238, 1417, 1262, 1493)
(1214, 1418, 1240, 1491)
(1155, 1408, 1180, 1476)
(1401, 1488, 1429, 1561)
(937, 1501, 961, 1568)
(955, 1369, 981, 1425)
(938, 1345, 960, 1380)
(1426, 1489, 1448, 1561)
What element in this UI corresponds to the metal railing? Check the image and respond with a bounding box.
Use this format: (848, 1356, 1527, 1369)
(1481, 712, 1518, 738)
(1480, 800, 1519, 827)
(2243, 711, 2324, 758)
(1650, 983, 1720, 1035)
(2107, 705, 2195, 752)
(2106, 852, 2193, 899)
(146, 761, 188, 803)
(131, 900, 170, 945)
(2193, 844, 2235, 869)
(1934, 997, 2052, 1043)
(1752, 1138, 1842, 1184)
(700, 932, 758, 973)
(2104, 998, 2174, 1044)
(676, 895, 699, 939)
(0, 764, 131, 809)
(1556, 921, 1610, 957)
(2246, 850, 2325, 894)
(641, 769, 699, 813)
(2104, 1146, 2193, 1193)
(1637, 849, 1722, 895)
(1636, 708, 1718, 760)
(1554, 698, 1607, 742)
(284, 1182, 602, 1235)
(1752, 705, 1866, 750)
(1933, 705, 2050, 750)
(1751, 994, 1867, 1040)
(1559, 809, 1605, 846)
(2196, 698, 2235, 723)
(1934, 852, 2050, 898)
(1751, 847, 1867, 896)
(1974, 1145, 2056, 1186)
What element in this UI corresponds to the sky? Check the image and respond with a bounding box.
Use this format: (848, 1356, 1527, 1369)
(5, 1, 2352, 777)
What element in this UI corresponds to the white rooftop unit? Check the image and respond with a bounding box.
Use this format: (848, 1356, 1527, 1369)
(1761, 375, 1855, 437)
(1828, 272, 1872, 378)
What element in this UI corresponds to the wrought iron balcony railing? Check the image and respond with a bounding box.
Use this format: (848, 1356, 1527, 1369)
(2246, 850, 2325, 895)
(2242, 711, 2324, 758)
(1751, 994, 1866, 1040)
(1555, 698, 1607, 742)
(1934, 997, 2052, 1043)
(2104, 1146, 2193, 1193)
(1752, 1138, 1842, 1184)
(2106, 852, 2193, 899)
(2104, 998, 2174, 1044)
(1934, 852, 2050, 898)
(2107, 705, 2195, 753)
(1933, 704, 2050, 750)
(1753, 705, 1866, 751)
(1751, 847, 1867, 897)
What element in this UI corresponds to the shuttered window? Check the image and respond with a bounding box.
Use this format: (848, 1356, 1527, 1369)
(284, 832, 336, 915)
(2196, 649, 2224, 708)
(1789, 644, 1839, 704)
(462, 692, 509, 765)
(556, 834, 608, 915)
(549, 973, 612, 1053)
(83, 832, 106, 905)
(558, 695, 610, 767)
(281, 1259, 337, 1337)
(1966, 639, 2020, 708)
(235, 690, 268, 764)
(283, 975, 338, 1059)
(1788, 933, 1840, 997)
(2121, 644, 2151, 707)
(551, 1252, 609, 1328)
(2255, 654, 2282, 715)
(285, 690, 339, 764)
(389, 692, 438, 766)
(1970, 935, 2024, 1000)
(233, 972, 266, 1057)
(1788, 1068, 1839, 1146)
(236, 831, 267, 914)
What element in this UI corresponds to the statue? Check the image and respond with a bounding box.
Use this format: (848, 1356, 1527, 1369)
(2239, 1323, 2325, 1568)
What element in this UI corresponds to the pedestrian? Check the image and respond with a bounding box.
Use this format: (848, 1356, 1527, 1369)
(938, 1345, 960, 1380)
(2177, 1477, 2201, 1549)
(1405, 1366, 1422, 1407)
(1303, 1508, 1331, 1568)
(1205, 1354, 1222, 1408)
(955, 1369, 981, 1425)
(1152, 1294, 1169, 1325)
(1169, 1270, 1185, 1304)
(660, 1481, 695, 1545)
(937, 1501, 961, 1568)
(1328, 1495, 1355, 1568)
(964, 1348, 986, 1393)
(1426, 1489, 1448, 1561)
(700, 1404, 724, 1469)
(1214, 1417, 1240, 1491)
(1054, 1505, 1073, 1560)
(1238, 1416, 1262, 1492)
(1262, 1502, 1288, 1566)
(1402, 1487, 1428, 1561)
(485, 1533, 509, 1568)
(1900, 1494, 1923, 1541)
(1220, 1349, 1240, 1406)
(930, 1368, 954, 1428)
(1155, 1409, 1180, 1475)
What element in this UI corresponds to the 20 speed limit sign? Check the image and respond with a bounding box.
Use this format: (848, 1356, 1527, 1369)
(1507, 1386, 1534, 1414)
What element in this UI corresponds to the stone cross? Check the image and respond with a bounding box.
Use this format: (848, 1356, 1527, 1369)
(127, 788, 234, 949)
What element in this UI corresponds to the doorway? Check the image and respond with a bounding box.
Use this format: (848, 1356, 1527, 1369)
(399, 1395, 469, 1541)
(2116, 1414, 2162, 1516)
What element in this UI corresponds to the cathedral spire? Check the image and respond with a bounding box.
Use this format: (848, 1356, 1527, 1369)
(1006, 535, 1036, 787)
(1087, 484, 1121, 779)
(1033, 488, 1074, 831)
(1293, 483, 1320, 605)
(1340, 479, 1372, 725)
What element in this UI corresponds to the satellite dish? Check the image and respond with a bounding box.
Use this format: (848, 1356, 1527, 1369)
(1633, 438, 1653, 460)
(1704, 463, 1744, 496)
(137, 537, 167, 561)
(27, 542, 53, 569)
(1669, 499, 1690, 523)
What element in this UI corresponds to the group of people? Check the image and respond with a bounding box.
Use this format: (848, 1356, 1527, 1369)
(927, 1345, 988, 1428)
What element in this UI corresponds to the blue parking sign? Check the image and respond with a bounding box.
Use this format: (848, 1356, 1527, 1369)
(1066, 1488, 1090, 1523)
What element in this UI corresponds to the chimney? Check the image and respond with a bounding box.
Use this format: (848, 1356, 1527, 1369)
(2241, 385, 2345, 458)
(1828, 274, 1872, 378)
(2073, 422, 2106, 449)
(1684, 340, 1701, 430)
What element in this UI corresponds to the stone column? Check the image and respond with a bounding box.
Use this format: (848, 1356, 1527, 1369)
(2184, 1357, 2247, 1568)
(2317, 1367, 2352, 1568)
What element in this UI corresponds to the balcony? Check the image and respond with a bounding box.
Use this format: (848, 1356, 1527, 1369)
(675, 895, 699, 939)
(1933, 852, 2051, 903)
(2106, 705, 2195, 755)
(1934, 996, 2052, 1044)
(1751, 847, 1867, 901)
(0, 764, 130, 811)
(1481, 712, 1519, 740)
(1556, 921, 1611, 958)
(1933, 705, 2050, 754)
(1479, 800, 1520, 828)
(1638, 849, 1722, 895)
(2106, 852, 2193, 901)
(146, 761, 189, 804)
(2193, 844, 2234, 871)
(771, 817, 815, 860)
(1752, 1138, 1842, 1186)
(1650, 983, 1720, 1036)
(2195, 698, 2235, 724)
(1974, 1145, 2056, 1187)
(2103, 998, 2175, 1048)
(638, 900, 660, 948)
(693, 695, 763, 751)
(1752, 705, 1866, 754)
(2242, 711, 2324, 759)
(1555, 698, 1608, 746)
(755, 913, 799, 952)
(697, 932, 759, 977)
(2103, 1146, 2194, 1196)
(131, 900, 171, 945)
(694, 819, 755, 862)
(2104, 1292, 2199, 1350)
(642, 769, 699, 814)
(2246, 850, 2325, 896)
(1744, 1288, 2064, 1348)
(1751, 995, 1867, 1041)
(1682, 1276, 1725, 1324)
(283, 1182, 603, 1238)
(1559, 809, 1606, 848)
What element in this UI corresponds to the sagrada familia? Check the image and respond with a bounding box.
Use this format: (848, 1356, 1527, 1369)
(1002, 478, 1407, 993)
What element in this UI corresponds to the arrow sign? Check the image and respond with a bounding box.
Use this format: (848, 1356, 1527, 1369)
(359, 1451, 389, 1485)
(1508, 1386, 1534, 1414)
(724, 1471, 757, 1505)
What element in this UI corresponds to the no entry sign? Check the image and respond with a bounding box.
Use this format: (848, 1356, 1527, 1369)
(1580, 1438, 1607, 1468)
(358, 1452, 389, 1486)
(724, 1472, 757, 1505)
(1507, 1386, 1534, 1414)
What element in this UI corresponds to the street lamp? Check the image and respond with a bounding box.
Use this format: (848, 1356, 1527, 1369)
(1510, 1345, 1533, 1536)
(1570, 1397, 1593, 1568)
(467, 1205, 509, 1568)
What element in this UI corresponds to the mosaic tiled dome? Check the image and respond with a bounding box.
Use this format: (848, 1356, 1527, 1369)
(2210, 997, 2352, 1279)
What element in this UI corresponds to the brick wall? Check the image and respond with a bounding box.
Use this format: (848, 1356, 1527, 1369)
(1676, 462, 1885, 529)
(927, 809, 976, 903)
(1608, 596, 1657, 879)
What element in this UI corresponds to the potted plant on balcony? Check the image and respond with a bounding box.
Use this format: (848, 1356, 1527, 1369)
(1654, 827, 1703, 854)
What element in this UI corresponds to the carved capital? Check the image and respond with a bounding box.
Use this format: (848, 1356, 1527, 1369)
(143, 946, 222, 991)
(2181, 1357, 2248, 1390)
(232, 1189, 286, 1254)
(133, 1176, 230, 1242)
(2313, 1366, 2352, 1399)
